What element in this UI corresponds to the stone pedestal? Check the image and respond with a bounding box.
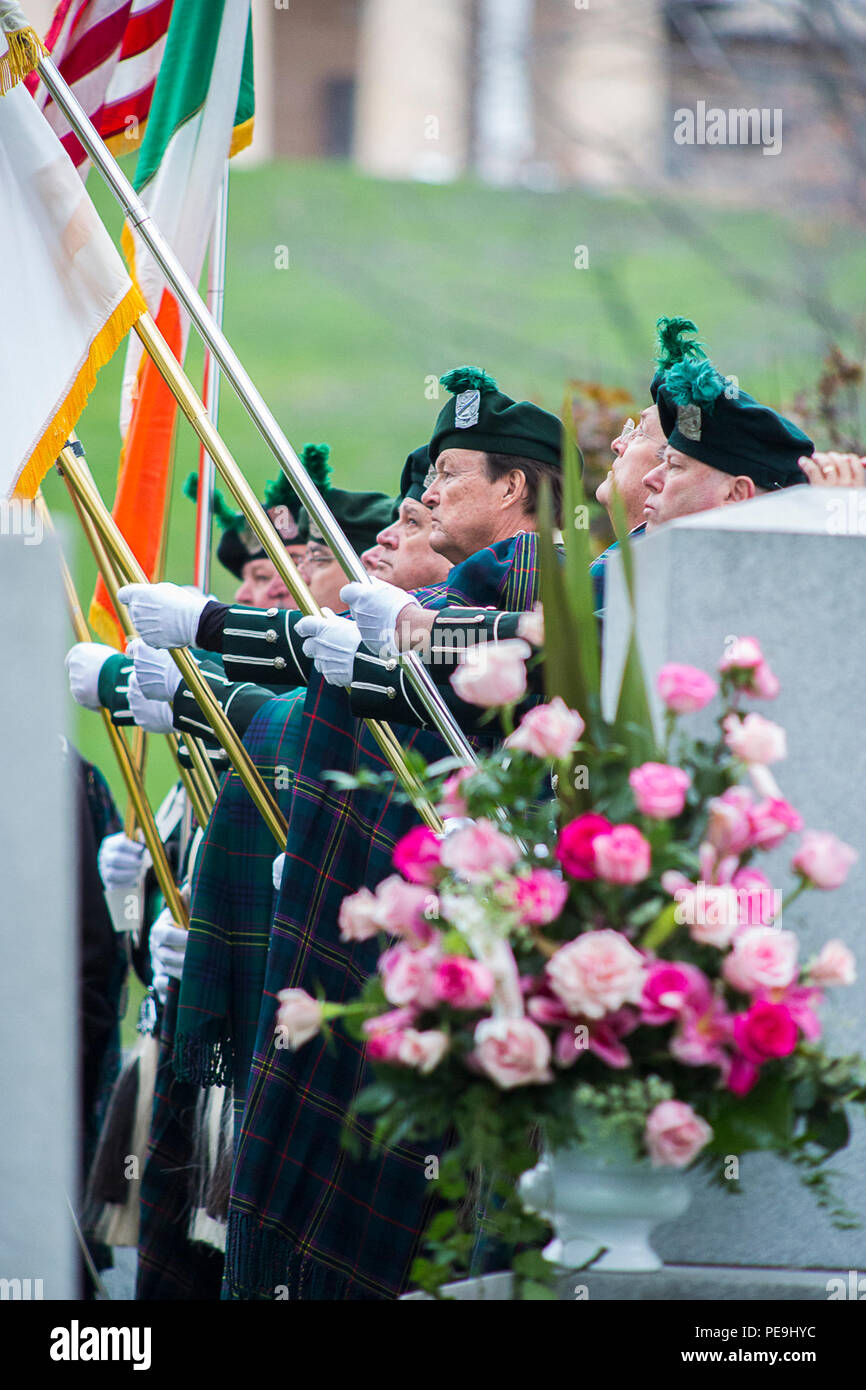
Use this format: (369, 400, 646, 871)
(602, 488, 866, 1271)
(0, 526, 77, 1300)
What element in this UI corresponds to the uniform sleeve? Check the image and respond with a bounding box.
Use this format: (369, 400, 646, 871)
(426, 607, 525, 679)
(214, 604, 313, 686)
(172, 663, 278, 742)
(96, 652, 135, 725)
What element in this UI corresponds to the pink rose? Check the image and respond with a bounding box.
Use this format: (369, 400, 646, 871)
(440, 818, 520, 883)
(629, 762, 692, 819)
(555, 813, 612, 881)
(393, 825, 442, 886)
(374, 874, 437, 944)
(732, 868, 779, 927)
(792, 831, 859, 890)
(657, 663, 717, 713)
(274, 989, 323, 1049)
(723, 712, 787, 765)
(396, 1029, 449, 1073)
(432, 956, 496, 1009)
(719, 636, 764, 672)
(512, 868, 569, 926)
(547, 929, 646, 1020)
(751, 662, 780, 700)
(808, 939, 856, 987)
(707, 786, 754, 855)
(748, 796, 803, 850)
(517, 603, 544, 647)
(723, 926, 799, 994)
(472, 1017, 553, 1089)
(592, 824, 651, 884)
(450, 638, 531, 708)
(338, 887, 382, 943)
(662, 871, 739, 949)
(437, 767, 474, 819)
(670, 996, 733, 1074)
(365, 1030, 406, 1063)
(641, 962, 712, 1025)
(505, 698, 585, 759)
(644, 1100, 713, 1168)
(362, 1007, 417, 1036)
(379, 942, 440, 1008)
(727, 1055, 760, 1096)
(733, 999, 798, 1063)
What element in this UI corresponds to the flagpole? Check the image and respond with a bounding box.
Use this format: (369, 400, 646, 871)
(59, 457, 218, 826)
(33, 49, 479, 772)
(37, 495, 189, 928)
(195, 162, 229, 593)
(56, 443, 290, 845)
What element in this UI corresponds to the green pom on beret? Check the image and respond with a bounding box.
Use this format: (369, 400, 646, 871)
(654, 316, 707, 372)
(263, 442, 332, 512)
(663, 358, 727, 413)
(439, 366, 499, 395)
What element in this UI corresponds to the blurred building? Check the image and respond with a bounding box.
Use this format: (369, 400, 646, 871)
(246, 0, 866, 211)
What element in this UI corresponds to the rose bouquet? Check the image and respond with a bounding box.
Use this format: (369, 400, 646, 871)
(274, 461, 865, 1296)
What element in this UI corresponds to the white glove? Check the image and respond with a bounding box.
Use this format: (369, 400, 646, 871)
(98, 831, 150, 889)
(340, 578, 415, 656)
(296, 609, 362, 686)
(65, 642, 118, 711)
(149, 906, 188, 1004)
(272, 851, 286, 892)
(116, 582, 208, 650)
(128, 670, 175, 734)
(128, 637, 182, 702)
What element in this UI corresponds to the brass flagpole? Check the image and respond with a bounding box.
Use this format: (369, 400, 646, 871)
(56, 444, 290, 845)
(59, 459, 218, 825)
(38, 495, 189, 928)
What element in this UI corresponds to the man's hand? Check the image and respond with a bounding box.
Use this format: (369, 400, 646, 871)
(128, 637, 183, 702)
(339, 578, 420, 656)
(116, 582, 208, 649)
(149, 906, 188, 1004)
(65, 642, 117, 710)
(799, 452, 866, 487)
(128, 670, 175, 733)
(98, 832, 150, 890)
(296, 610, 362, 686)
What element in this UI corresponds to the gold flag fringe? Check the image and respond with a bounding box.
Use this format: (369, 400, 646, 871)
(13, 283, 146, 502)
(0, 26, 45, 95)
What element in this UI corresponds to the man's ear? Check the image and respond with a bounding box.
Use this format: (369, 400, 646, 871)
(501, 468, 528, 510)
(729, 475, 757, 503)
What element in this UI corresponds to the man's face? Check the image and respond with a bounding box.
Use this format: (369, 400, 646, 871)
(362, 499, 452, 590)
(642, 446, 755, 530)
(260, 543, 307, 607)
(596, 406, 665, 531)
(421, 448, 521, 564)
(235, 558, 284, 608)
(298, 540, 349, 612)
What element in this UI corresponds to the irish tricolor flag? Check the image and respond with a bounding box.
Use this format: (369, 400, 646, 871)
(90, 0, 253, 644)
(0, 76, 145, 498)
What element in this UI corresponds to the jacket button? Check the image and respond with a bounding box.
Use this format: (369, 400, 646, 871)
(274, 657, 286, 670)
(386, 687, 396, 699)
(265, 629, 277, 643)
(266, 607, 278, 617)
(385, 658, 397, 671)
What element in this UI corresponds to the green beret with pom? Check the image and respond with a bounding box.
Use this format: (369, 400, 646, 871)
(656, 357, 814, 489)
(428, 364, 562, 468)
(299, 488, 397, 557)
(649, 315, 707, 404)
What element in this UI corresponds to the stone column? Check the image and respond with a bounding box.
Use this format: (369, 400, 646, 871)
(354, 0, 471, 182)
(474, 0, 535, 185)
(542, 0, 666, 188)
(603, 488, 866, 1270)
(0, 524, 77, 1299)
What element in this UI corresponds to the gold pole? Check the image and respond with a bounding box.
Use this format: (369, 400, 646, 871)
(56, 446, 289, 845)
(131, 313, 442, 833)
(60, 455, 219, 818)
(39, 496, 189, 928)
(123, 726, 147, 839)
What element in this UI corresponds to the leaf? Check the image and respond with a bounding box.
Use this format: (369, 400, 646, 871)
(426, 1209, 457, 1240)
(512, 1249, 554, 1280)
(707, 1074, 794, 1153)
(353, 1081, 396, 1115)
(519, 1279, 558, 1301)
(640, 901, 679, 952)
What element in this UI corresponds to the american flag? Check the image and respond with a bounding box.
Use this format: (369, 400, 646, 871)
(28, 0, 173, 172)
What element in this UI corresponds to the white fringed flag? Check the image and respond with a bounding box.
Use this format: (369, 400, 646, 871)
(0, 75, 144, 498)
